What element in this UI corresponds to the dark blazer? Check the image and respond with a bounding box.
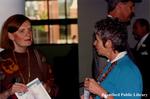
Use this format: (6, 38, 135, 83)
(135, 33, 150, 65)
(132, 33, 150, 96)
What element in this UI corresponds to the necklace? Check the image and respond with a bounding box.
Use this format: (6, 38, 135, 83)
(79, 62, 117, 88)
(96, 61, 117, 83)
(13, 49, 31, 84)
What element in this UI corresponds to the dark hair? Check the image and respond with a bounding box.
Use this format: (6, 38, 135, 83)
(0, 14, 31, 49)
(105, 0, 134, 12)
(94, 18, 128, 52)
(134, 18, 150, 33)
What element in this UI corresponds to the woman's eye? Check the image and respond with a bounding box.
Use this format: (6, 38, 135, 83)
(18, 29, 24, 33)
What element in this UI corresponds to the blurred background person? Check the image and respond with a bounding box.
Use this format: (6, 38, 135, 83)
(106, 0, 135, 23)
(132, 18, 150, 98)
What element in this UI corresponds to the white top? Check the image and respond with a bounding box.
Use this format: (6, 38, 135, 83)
(107, 51, 127, 63)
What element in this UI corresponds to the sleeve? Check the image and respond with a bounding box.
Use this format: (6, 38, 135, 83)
(34, 49, 59, 97)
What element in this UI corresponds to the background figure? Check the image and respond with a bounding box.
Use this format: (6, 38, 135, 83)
(82, 18, 142, 99)
(0, 14, 58, 99)
(132, 18, 150, 98)
(93, 0, 135, 79)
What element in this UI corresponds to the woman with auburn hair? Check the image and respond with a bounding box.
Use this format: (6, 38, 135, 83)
(0, 14, 58, 99)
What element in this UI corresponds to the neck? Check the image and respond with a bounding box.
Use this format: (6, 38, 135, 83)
(14, 47, 27, 53)
(108, 51, 119, 62)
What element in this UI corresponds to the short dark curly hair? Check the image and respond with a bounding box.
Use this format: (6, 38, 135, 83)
(94, 18, 128, 52)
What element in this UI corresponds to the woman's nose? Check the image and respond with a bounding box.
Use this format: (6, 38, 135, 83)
(93, 40, 96, 46)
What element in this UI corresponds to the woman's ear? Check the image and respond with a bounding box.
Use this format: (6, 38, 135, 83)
(105, 40, 112, 48)
(8, 33, 14, 40)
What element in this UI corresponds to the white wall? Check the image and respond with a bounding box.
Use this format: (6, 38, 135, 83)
(0, 0, 25, 32)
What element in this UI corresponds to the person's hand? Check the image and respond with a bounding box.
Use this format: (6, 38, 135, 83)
(84, 78, 114, 99)
(9, 83, 28, 95)
(84, 78, 104, 96)
(80, 95, 84, 99)
(80, 94, 93, 99)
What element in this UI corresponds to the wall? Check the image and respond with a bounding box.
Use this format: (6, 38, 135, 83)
(78, 0, 107, 83)
(0, 0, 25, 32)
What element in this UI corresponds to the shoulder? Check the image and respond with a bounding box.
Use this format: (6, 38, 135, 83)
(117, 55, 141, 76)
(0, 49, 12, 58)
(105, 56, 142, 93)
(28, 46, 43, 55)
(28, 47, 47, 63)
(104, 55, 142, 86)
(114, 56, 142, 85)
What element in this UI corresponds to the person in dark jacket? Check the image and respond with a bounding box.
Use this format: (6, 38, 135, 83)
(132, 18, 150, 98)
